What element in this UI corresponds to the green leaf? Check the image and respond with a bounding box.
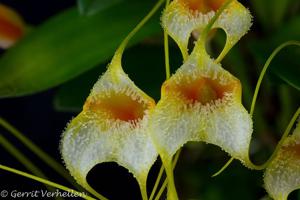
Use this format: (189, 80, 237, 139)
(0, 0, 161, 98)
(54, 44, 182, 112)
(248, 16, 300, 91)
(77, 0, 124, 16)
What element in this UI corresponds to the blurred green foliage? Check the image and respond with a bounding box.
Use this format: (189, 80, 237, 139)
(0, 0, 161, 98)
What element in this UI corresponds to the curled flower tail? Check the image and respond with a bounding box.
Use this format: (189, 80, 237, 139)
(162, 0, 252, 59)
(264, 122, 300, 200)
(0, 4, 25, 49)
(60, 57, 157, 200)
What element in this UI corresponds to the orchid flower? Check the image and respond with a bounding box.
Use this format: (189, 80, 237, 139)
(149, 1, 253, 199)
(0, 4, 25, 49)
(60, 0, 165, 199)
(161, 0, 252, 61)
(61, 56, 157, 200)
(149, 47, 253, 163)
(149, 44, 253, 200)
(264, 113, 300, 200)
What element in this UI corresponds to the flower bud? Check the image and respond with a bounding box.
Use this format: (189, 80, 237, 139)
(0, 4, 25, 49)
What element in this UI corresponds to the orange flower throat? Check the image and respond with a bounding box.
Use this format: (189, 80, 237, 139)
(164, 77, 239, 105)
(282, 142, 300, 159)
(179, 0, 226, 13)
(84, 92, 155, 122)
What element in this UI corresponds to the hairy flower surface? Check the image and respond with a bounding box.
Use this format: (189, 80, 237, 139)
(0, 4, 25, 49)
(149, 47, 253, 166)
(264, 122, 300, 200)
(61, 56, 157, 198)
(162, 0, 252, 58)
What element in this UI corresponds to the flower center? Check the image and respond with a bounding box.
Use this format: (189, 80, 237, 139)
(164, 77, 238, 105)
(283, 142, 300, 158)
(84, 92, 154, 122)
(179, 0, 226, 13)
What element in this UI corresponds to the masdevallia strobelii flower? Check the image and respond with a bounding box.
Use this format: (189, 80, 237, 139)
(149, 0, 253, 199)
(60, 54, 158, 200)
(161, 0, 252, 61)
(149, 46, 253, 165)
(148, 42, 253, 199)
(59, 0, 167, 198)
(264, 120, 300, 200)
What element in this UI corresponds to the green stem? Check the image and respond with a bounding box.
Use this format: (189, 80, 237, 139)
(213, 41, 300, 175)
(164, 31, 171, 79)
(248, 106, 300, 170)
(0, 134, 46, 180)
(110, 0, 165, 73)
(180, 48, 189, 61)
(193, 0, 233, 53)
(0, 117, 79, 190)
(161, 159, 178, 200)
(140, 185, 149, 200)
(163, 0, 171, 80)
(215, 44, 229, 63)
(154, 179, 167, 200)
(149, 164, 165, 200)
(212, 157, 234, 177)
(250, 41, 300, 116)
(0, 134, 63, 200)
(84, 184, 109, 200)
(154, 151, 180, 200)
(0, 164, 96, 200)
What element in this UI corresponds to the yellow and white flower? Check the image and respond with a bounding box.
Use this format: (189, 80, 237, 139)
(61, 56, 157, 199)
(264, 121, 300, 200)
(162, 0, 252, 59)
(149, 46, 253, 167)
